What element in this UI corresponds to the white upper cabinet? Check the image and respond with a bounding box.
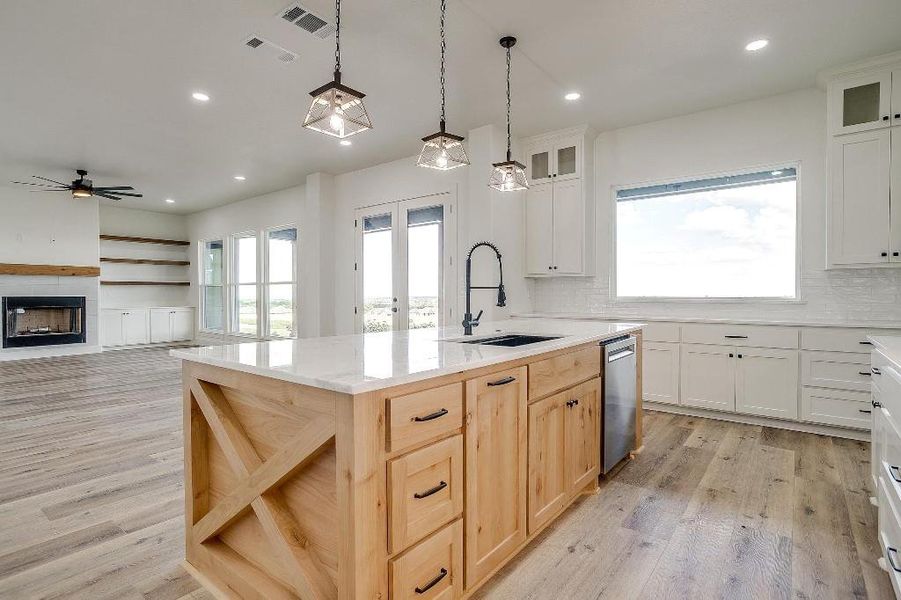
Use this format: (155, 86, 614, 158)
(892, 128, 901, 262)
(522, 126, 594, 277)
(828, 129, 892, 266)
(894, 69, 901, 126)
(829, 70, 892, 136)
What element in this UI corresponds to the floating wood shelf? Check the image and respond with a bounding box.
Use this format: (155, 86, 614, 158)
(100, 280, 190, 286)
(100, 257, 190, 266)
(100, 234, 190, 246)
(0, 263, 100, 277)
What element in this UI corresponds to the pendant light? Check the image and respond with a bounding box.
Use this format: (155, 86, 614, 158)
(416, 0, 469, 170)
(488, 36, 528, 192)
(302, 0, 372, 138)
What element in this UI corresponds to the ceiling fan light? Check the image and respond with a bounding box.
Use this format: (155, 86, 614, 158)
(303, 77, 372, 139)
(417, 129, 469, 170)
(488, 160, 529, 192)
(71, 188, 92, 198)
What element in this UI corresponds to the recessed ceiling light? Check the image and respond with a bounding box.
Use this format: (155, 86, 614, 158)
(165, 198, 175, 204)
(564, 92, 581, 101)
(192, 91, 210, 102)
(745, 39, 769, 52)
(340, 140, 352, 146)
(233, 175, 246, 181)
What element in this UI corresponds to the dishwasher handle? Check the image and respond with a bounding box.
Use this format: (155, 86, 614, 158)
(607, 347, 635, 363)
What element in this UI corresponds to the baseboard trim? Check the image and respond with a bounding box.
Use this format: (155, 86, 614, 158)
(0, 344, 102, 362)
(645, 401, 870, 442)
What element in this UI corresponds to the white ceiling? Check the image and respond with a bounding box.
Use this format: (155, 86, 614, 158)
(1, 0, 899, 213)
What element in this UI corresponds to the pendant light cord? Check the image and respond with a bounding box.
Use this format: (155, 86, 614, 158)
(505, 46, 512, 161)
(439, 0, 446, 129)
(334, 0, 341, 77)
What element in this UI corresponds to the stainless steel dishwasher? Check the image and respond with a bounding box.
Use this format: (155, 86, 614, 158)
(600, 335, 638, 474)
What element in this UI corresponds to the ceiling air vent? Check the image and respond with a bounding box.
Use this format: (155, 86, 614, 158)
(278, 2, 337, 39)
(243, 35, 298, 64)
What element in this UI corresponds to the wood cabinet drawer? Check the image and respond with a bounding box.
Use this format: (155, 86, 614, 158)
(390, 519, 463, 600)
(802, 327, 896, 353)
(387, 383, 463, 453)
(388, 435, 463, 553)
(643, 322, 680, 343)
(800, 387, 871, 429)
(801, 351, 872, 391)
(528, 345, 600, 401)
(681, 323, 799, 349)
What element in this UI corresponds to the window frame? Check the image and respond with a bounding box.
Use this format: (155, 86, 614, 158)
(263, 223, 298, 339)
(229, 230, 261, 338)
(198, 238, 226, 333)
(610, 162, 803, 303)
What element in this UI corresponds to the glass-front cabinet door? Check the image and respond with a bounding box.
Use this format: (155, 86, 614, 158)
(830, 70, 892, 135)
(528, 145, 553, 183)
(555, 141, 579, 181)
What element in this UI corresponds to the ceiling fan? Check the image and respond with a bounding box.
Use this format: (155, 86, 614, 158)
(11, 169, 143, 201)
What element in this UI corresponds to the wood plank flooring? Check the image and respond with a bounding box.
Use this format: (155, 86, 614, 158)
(0, 346, 893, 599)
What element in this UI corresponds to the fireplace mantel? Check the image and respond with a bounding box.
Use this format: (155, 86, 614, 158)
(0, 263, 100, 277)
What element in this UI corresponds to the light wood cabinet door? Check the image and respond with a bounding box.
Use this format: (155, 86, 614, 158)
(525, 183, 554, 275)
(735, 347, 799, 419)
(829, 129, 892, 265)
(552, 178, 584, 274)
(527, 392, 568, 534)
(642, 341, 680, 405)
(464, 366, 527, 588)
(564, 379, 600, 493)
(680, 344, 735, 412)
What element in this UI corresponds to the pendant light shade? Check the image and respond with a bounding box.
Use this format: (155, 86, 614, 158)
(303, 0, 372, 138)
(489, 36, 528, 192)
(417, 0, 469, 170)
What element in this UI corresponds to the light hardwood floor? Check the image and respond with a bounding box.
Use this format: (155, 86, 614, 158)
(0, 346, 892, 599)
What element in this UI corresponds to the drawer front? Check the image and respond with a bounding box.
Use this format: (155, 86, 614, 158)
(643, 322, 680, 343)
(529, 345, 600, 401)
(388, 383, 463, 453)
(802, 327, 900, 353)
(877, 475, 901, 597)
(801, 351, 872, 391)
(389, 435, 463, 553)
(876, 365, 901, 429)
(681, 323, 799, 349)
(883, 414, 901, 499)
(800, 387, 871, 429)
(390, 519, 463, 600)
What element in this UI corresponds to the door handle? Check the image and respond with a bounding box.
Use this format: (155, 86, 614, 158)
(412, 408, 448, 422)
(413, 480, 447, 499)
(487, 376, 516, 387)
(415, 568, 448, 594)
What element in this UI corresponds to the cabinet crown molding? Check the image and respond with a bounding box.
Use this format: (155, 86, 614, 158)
(816, 50, 901, 89)
(522, 124, 595, 146)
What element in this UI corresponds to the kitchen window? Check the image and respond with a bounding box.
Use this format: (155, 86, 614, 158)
(232, 232, 259, 335)
(265, 226, 297, 338)
(200, 239, 225, 331)
(615, 167, 798, 299)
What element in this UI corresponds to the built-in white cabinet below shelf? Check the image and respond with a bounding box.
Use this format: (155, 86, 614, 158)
(102, 307, 193, 347)
(522, 126, 594, 277)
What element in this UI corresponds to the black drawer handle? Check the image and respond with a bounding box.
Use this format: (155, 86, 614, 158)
(860, 341, 873, 345)
(413, 480, 447, 499)
(890, 465, 901, 484)
(873, 367, 882, 375)
(859, 371, 872, 376)
(412, 408, 448, 422)
(415, 568, 448, 594)
(566, 399, 580, 408)
(724, 335, 748, 339)
(888, 547, 901, 573)
(873, 399, 883, 408)
(487, 376, 516, 387)
(859, 409, 872, 414)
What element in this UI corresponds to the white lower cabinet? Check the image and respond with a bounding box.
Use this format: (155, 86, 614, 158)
(642, 342, 680, 405)
(680, 344, 736, 412)
(101, 309, 149, 347)
(735, 348, 799, 419)
(801, 387, 872, 430)
(150, 308, 193, 343)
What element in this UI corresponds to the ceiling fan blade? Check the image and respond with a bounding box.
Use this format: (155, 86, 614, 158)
(104, 191, 142, 197)
(94, 192, 122, 200)
(32, 175, 70, 186)
(12, 180, 69, 188)
(28, 189, 69, 193)
(93, 186, 135, 191)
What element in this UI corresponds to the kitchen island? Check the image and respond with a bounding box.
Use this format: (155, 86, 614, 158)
(171, 318, 643, 599)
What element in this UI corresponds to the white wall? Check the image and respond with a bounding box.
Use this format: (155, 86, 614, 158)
(0, 185, 99, 266)
(99, 205, 190, 308)
(529, 87, 901, 323)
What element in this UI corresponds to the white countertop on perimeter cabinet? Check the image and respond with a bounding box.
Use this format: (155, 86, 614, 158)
(869, 336, 901, 368)
(515, 312, 901, 330)
(170, 318, 643, 394)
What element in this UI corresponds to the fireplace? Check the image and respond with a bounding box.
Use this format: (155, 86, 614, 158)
(2, 296, 86, 348)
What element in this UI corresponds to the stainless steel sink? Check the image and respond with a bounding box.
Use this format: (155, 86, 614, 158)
(453, 334, 562, 347)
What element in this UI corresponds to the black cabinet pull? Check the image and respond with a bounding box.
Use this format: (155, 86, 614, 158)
(737, 354, 743, 359)
(724, 335, 748, 339)
(890, 465, 901, 484)
(859, 371, 872, 376)
(894, 252, 900, 257)
(729, 353, 734, 358)
(566, 399, 580, 408)
(413, 480, 447, 499)
(883, 115, 891, 121)
(882, 252, 889, 257)
(873, 399, 883, 408)
(888, 547, 901, 573)
(873, 367, 882, 375)
(412, 408, 448, 422)
(487, 376, 516, 387)
(415, 568, 448, 594)
(859, 409, 872, 414)
(896, 113, 901, 119)
(859, 341, 873, 345)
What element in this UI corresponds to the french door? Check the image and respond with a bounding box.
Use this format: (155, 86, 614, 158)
(354, 191, 456, 333)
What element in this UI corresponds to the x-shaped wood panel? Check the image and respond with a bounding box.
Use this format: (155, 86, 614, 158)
(189, 379, 337, 600)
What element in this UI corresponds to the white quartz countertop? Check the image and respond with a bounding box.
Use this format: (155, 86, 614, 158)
(516, 312, 901, 330)
(170, 318, 643, 394)
(869, 336, 901, 369)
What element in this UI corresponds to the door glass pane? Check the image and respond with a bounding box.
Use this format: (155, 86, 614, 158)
(531, 151, 549, 179)
(407, 206, 443, 330)
(557, 145, 577, 176)
(203, 286, 223, 330)
(362, 213, 393, 333)
(268, 284, 295, 337)
(237, 284, 257, 335)
(843, 82, 881, 127)
(268, 228, 296, 282)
